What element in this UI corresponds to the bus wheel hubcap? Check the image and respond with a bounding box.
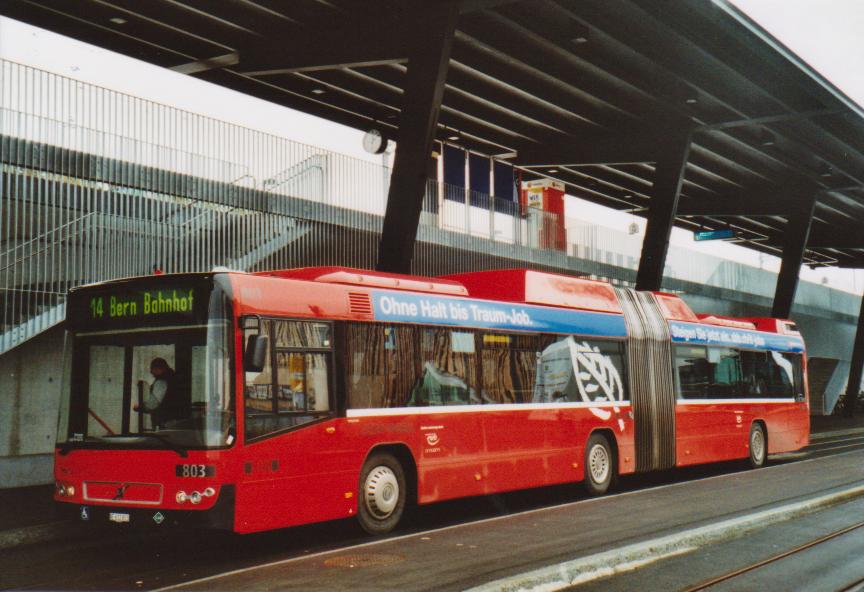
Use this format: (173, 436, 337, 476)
(365, 466, 399, 519)
(589, 444, 610, 484)
(752, 429, 765, 461)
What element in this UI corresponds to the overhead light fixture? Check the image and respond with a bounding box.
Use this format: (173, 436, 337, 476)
(109, 17, 127, 25)
(818, 162, 833, 177)
(548, 168, 559, 173)
(494, 151, 518, 159)
(759, 128, 775, 147)
(623, 193, 633, 200)
(685, 96, 698, 105)
(447, 130, 460, 141)
(570, 22, 590, 45)
(311, 88, 326, 95)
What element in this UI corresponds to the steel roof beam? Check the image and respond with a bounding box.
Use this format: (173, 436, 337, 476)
(807, 235, 864, 250)
(458, 0, 520, 13)
(842, 293, 864, 416)
(772, 194, 817, 319)
(698, 108, 847, 132)
(171, 52, 239, 75)
(676, 196, 795, 217)
(0, 0, 198, 66)
(561, 0, 864, 197)
(619, 0, 864, 191)
(514, 131, 663, 167)
(376, 2, 459, 273)
(235, 17, 411, 75)
(636, 123, 693, 291)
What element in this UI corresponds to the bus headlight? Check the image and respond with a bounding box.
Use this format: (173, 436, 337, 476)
(55, 482, 75, 497)
(176, 488, 215, 505)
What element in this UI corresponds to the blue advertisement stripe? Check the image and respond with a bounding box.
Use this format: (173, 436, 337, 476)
(371, 291, 627, 338)
(668, 320, 805, 353)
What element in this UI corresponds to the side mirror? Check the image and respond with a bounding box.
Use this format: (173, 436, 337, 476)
(243, 334, 269, 372)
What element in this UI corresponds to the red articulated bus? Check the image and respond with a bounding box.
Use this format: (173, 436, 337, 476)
(55, 267, 809, 534)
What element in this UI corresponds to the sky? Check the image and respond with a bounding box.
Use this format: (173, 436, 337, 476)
(0, 3, 862, 293)
(731, 0, 864, 110)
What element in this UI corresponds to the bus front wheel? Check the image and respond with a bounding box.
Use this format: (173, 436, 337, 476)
(748, 423, 767, 469)
(584, 433, 615, 496)
(357, 452, 407, 535)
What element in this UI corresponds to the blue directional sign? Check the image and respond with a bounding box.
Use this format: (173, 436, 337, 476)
(694, 228, 736, 241)
(668, 321, 805, 353)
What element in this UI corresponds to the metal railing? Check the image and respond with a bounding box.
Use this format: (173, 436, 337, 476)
(2, 57, 863, 358)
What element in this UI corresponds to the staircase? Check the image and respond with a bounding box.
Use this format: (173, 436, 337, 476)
(0, 153, 328, 357)
(806, 357, 845, 415)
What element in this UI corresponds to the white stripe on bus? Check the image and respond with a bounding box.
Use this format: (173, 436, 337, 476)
(675, 398, 797, 405)
(345, 398, 798, 417)
(346, 401, 631, 417)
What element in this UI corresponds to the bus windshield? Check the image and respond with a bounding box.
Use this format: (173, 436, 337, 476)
(58, 277, 235, 451)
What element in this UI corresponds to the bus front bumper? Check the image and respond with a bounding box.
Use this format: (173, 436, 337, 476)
(55, 485, 235, 531)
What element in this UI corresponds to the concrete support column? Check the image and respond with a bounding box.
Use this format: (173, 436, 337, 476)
(771, 195, 816, 319)
(635, 124, 693, 291)
(376, 2, 459, 274)
(844, 291, 864, 417)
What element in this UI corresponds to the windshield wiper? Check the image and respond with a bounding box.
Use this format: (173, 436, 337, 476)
(58, 434, 189, 457)
(132, 433, 189, 458)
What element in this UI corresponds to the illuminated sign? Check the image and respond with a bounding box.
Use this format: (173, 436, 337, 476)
(68, 281, 208, 329)
(87, 288, 195, 320)
(694, 228, 736, 241)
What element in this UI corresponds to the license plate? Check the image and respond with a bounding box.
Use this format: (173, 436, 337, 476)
(109, 512, 130, 523)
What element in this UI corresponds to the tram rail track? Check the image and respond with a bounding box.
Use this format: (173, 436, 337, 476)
(684, 518, 864, 591)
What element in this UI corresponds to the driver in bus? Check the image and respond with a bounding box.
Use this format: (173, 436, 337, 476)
(134, 357, 182, 429)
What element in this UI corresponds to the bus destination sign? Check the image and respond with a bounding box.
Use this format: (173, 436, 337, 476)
(68, 283, 206, 329)
(88, 288, 196, 321)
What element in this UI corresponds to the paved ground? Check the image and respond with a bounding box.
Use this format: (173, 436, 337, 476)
(576, 496, 864, 591)
(2, 428, 864, 591)
(0, 485, 54, 532)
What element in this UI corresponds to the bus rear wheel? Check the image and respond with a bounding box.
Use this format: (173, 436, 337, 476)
(357, 452, 407, 535)
(584, 433, 615, 496)
(748, 423, 767, 469)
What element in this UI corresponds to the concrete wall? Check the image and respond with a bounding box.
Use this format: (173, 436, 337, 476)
(0, 326, 64, 488)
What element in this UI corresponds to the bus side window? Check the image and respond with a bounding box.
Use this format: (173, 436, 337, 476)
(739, 350, 800, 399)
(675, 346, 709, 399)
(532, 336, 627, 404)
(409, 329, 479, 406)
(345, 323, 421, 409)
(244, 320, 274, 439)
(709, 347, 740, 398)
(739, 351, 768, 398)
(766, 351, 797, 399)
(480, 333, 541, 404)
(244, 319, 333, 440)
